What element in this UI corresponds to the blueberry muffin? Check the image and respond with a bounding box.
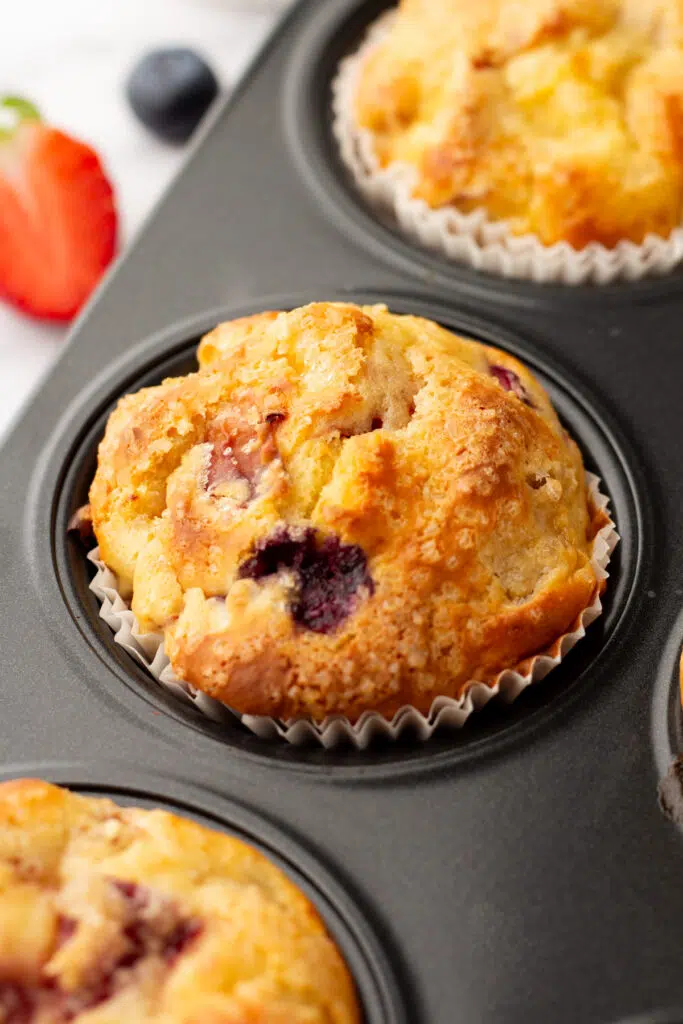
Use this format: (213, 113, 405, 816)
(89, 301, 604, 722)
(0, 779, 359, 1023)
(353, 0, 683, 248)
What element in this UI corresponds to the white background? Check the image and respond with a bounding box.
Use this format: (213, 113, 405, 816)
(0, 0, 286, 442)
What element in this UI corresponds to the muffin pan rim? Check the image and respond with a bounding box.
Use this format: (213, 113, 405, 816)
(26, 291, 646, 778)
(283, 0, 683, 308)
(615, 1015, 683, 1024)
(0, 757, 408, 1024)
(652, 603, 683, 784)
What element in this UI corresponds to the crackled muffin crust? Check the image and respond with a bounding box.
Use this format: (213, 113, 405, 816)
(354, 0, 683, 248)
(88, 302, 602, 722)
(0, 779, 359, 1023)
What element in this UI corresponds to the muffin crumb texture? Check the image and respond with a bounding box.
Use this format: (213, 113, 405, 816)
(355, 0, 683, 247)
(89, 302, 599, 722)
(0, 779, 359, 1023)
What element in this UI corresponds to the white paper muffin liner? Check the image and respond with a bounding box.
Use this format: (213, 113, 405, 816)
(331, 13, 683, 285)
(87, 473, 617, 749)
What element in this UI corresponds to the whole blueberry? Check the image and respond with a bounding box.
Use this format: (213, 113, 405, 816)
(126, 48, 219, 144)
(238, 527, 375, 634)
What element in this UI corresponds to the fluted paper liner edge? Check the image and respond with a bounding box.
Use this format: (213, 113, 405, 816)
(331, 13, 683, 285)
(87, 473, 617, 749)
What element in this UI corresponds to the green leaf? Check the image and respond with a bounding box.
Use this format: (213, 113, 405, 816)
(0, 95, 41, 140)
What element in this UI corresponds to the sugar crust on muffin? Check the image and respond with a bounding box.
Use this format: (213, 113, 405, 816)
(88, 302, 604, 722)
(354, 0, 683, 248)
(0, 778, 359, 1023)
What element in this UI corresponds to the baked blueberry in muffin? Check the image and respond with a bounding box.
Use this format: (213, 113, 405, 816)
(88, 302, 605, 722)
(352, 0, 683, 249)
(0, 779, 359, 1023)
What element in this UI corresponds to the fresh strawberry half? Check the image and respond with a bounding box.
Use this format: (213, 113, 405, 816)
(0, 96, 118, 321)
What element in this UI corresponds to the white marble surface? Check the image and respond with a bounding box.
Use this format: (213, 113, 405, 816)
(0, 0, 285, 442)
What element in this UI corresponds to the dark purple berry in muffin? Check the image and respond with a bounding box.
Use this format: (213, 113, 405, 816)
(0, 984, 34, 1024)
(111, 878, 202, 961)
(238, 527, 374, 633)
(66, 505, 95, 546)
(126, 48, 219, 144)
(489, 364, 534, 406)
(238, 526, 315, 581)
(294, 534, 374, 633)
(55, 916, 77, 948)
(53, 880, 203, 1017)
(163, 921, 204, 965)
(111, 878, 147, 905)
(659, 755, 683, 824)
(0, 883, 202, 1023)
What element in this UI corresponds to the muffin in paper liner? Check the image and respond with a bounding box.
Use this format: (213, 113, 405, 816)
(331, 12, 683, 286)
(85, 472, 617, 750)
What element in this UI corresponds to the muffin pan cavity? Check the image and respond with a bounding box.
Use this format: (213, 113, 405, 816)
(32, 296, 641, 771)
(652, 605, 683, 787)
(0, 762, 407, 1024)
(284, 0, 683, 305)
(616, 1016, 683, 1024)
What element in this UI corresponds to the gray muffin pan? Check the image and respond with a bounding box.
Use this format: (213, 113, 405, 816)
(2, 1, 683, 1020)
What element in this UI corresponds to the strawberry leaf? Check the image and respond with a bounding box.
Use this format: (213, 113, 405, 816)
(0, 96, 41, 140)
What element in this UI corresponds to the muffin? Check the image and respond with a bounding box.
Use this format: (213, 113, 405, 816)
(336, 0, 683, 278)
(0, 778, 359, 1023)
(87, 301, 607, 724)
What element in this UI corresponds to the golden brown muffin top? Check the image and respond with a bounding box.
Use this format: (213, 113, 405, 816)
(88, 303, 600, 722)
(355, 0, 683, 247)
(0, 779, 359, 1023)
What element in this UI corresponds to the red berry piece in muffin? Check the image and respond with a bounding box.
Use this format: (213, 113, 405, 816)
(0, 779, 359, 1023)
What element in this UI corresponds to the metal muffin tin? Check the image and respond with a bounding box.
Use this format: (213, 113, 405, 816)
(2, 0, 683, 1019)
